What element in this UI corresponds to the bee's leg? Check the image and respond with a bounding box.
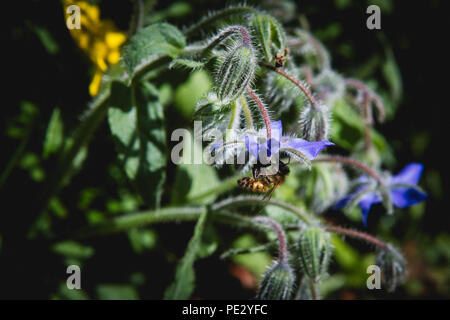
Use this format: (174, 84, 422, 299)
(252, 166, 260, 179)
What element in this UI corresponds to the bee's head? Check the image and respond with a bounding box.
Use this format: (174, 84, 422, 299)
(279, 161, 290, 175)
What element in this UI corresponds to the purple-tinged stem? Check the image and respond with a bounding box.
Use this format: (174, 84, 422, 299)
(345, 78, 385, 123)
(246, 87, 271, 141)
(313, 156, 384, 186)
(235, 25, 252, 48)
(254, 217, 288, 263)
(325, 225, 389, 250)
(263, 63, 318, 110)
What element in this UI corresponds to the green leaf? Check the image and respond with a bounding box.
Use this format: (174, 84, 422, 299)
(108, 81, 167, 208)
(196, 223, 218, 258)
(382, 49, 402, 108)
(31, 24, 59, 55)
(52, 241, 94, 260)
(171, 132, 220, 205)
(43, 108, 64, 158)
(52, 283, 89, 300)
(164, 208, 209, 300)
(128, 228, 158, 254)
(122, 23, 186, 80)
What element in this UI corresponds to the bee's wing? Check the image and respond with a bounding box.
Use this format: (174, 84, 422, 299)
(254, 182, 278, 215)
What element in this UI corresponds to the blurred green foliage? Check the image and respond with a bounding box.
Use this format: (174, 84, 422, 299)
(1, 0, 447, 300)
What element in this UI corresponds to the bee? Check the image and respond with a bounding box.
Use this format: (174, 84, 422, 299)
(238, 160, 290, 194)
(274, 48, 290, 68)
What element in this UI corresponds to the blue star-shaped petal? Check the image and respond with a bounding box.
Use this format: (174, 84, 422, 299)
(245, 120, 334, 163)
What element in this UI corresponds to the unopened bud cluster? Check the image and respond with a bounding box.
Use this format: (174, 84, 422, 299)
(299, 103, 331, 141)
(376, 245, 406, 292)
(216, 43, 256, 103)
(257, 260, 296, 300)
(298, 227, 333, 282)
(251, 14, 287, 66)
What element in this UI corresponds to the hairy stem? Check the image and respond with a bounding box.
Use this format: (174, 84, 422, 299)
(246, 87, 271, 141)
(253, 217, 288, 263)
(72, 207, 264, 238)
(263, 63, 318, 109)
(345, 78, 385, 123)
(313, 156, 384, 185)
(325, 225, 389, 250)
(220, 241, 276, 259)
(128, 0, 144, 37)
(71, 194, 315, 238)
(213, 195, 313, 225)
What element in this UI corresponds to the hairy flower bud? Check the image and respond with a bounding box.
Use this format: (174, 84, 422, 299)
(257, 260, 296, 300)
(298, 227, 333, 282)
(251, 14, 287, 65)
(376, 245, 406, 292)
(299, 103, 330, 141)
(216, 43, 256, 103)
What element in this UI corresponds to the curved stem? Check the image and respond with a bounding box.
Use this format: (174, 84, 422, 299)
(72, 206, 264, 238)
(246, 87, 271, 141)
(72, 194, 315, 238)
(325, 225, 389, 250)
(313, 156, 384, 186)
(262, 63, 318, 109)
(212, 195, 313, 225)
(345, 78, 385, 123)
(220, 241, 276, 259)
(128, 0, 144, 37)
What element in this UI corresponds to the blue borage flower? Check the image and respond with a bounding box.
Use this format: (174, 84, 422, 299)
(207, 120, 333, 170)
(245, 120, 334, 167)
(335, 163, 428, 226)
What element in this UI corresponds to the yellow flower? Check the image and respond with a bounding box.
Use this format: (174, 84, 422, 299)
(63, 0, 126, 96)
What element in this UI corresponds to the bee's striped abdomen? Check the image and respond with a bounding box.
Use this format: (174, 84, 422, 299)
(238, 177, 273, 193)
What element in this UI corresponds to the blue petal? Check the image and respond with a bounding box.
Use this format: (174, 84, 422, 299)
(334, 193, 356, 210)
(359, 193, 382, 226)
(390, 187, 428, 208)
(334, 184, 369, 209)
(284, 139, 334, 160)
(245, 135, 259, 158)
(391, 163, 424, 186)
